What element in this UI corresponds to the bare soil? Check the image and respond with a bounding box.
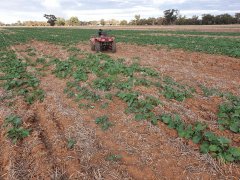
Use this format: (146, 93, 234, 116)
(1, 40, 240, 179)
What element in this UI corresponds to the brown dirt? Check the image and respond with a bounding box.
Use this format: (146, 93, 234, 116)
(1, 40, 240, 179)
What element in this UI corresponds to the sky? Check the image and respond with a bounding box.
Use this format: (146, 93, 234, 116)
(0, 0, 240, 23)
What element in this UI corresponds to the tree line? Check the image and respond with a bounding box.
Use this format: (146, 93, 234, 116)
(1, 10, 239, 26)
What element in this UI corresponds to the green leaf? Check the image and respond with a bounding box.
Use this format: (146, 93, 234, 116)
(151, 116, 158, 125)
(217, 137, 231, 147)
(200, 142, 210, 154)
(209, 145, 219, 152)
(192, 135, 202, 144)
(135, 114, 144, 121)
(229, 147, 240, 157)
(229, 123, 239, 133)
(161, 115, 171, 124)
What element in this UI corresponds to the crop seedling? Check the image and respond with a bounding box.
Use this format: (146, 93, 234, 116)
(67, 138, 76, 149)
(106, 154, 122, 162)
(4, 115, 30, 144)
(95, 116, 113, 130)
(7, 127, 30, 144)
(217, 96, 240, 133)
(158, 113, 240, 162)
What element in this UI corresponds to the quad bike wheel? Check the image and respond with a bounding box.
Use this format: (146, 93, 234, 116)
(112, 41, 117, 53)
(90, 41, 95, 51)
(95, 42, 101, 53)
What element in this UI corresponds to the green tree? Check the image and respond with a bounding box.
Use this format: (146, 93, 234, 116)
(134, 14, 141, 25)
(235, 13, 240, 23)
(67, 17, 80, 26)
(100, 19, 105, 26)
(202, 14, 215, 25)
(44, 14, 57, 26)
(120, 20, 128, 25)
(164, 9, 179, 24)
(56, 18, 65, 26)
(214, 14, 234, 24)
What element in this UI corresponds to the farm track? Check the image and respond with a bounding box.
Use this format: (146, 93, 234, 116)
(1, 40, 240, 179)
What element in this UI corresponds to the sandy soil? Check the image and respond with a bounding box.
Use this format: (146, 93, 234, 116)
(1, 40, 240, 179)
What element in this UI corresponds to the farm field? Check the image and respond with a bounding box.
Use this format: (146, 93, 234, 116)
(0, 27, 240, 179)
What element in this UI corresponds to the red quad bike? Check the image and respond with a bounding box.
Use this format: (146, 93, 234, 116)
(90, 31, 117, 53)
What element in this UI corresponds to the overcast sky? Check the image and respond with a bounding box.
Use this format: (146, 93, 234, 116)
(0, 0, 240, 23)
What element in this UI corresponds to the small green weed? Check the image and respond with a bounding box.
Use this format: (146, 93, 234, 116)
(95, 116, 113, 130)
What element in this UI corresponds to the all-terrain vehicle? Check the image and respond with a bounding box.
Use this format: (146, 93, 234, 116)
(90, 30, 116, 53)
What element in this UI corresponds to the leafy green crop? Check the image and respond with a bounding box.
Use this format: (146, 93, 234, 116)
(158, 114, 240, 162)
(95, 116, 113, 130)
(161, 77, 194, 101)
(0, 50, 44, 104)
(218, 96, 240, 133)
(106, 154, 122, 161)
(4, 115, 30, 144)
(2, 28, 239, 57)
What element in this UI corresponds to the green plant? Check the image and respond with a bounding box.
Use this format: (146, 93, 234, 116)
(218, 97, 240, 133)
(7, 127, 30, 144)
(67, 138, 76, 149)
(101, 102, 109, 109)
(93, 77, 113, 91)
(106, 154, 122, 161)
(158, 113, 240, 162)
(199, 84, 219, 97)
(4, 115, 22, 128)
(95, 116, 113, 130)
(4, 115, 30, 144)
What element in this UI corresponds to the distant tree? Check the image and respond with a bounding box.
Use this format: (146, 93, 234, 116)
(108, 19, 119, 25)
(215, 14, 235, 24)
(56, 18, 65, 26)
(175, 15, 187, 25)
(44, 14, 57, 26)
(147, 17, 157, 25)
(202, 14, 215, 25)
(164, 9, 179, 24)
(235, 13, 240, 23)
(120, 20, 128, 25)
(156, 17, 166, 25)
(67, 17, 80, 26)
(134, 14, 141, 25)
(191, 15, 200, 25)
(89, 21, 98, 26)
(0, 21, 4, 26)
(23, 21, 48, 26)
(100, 19, 105, 26)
